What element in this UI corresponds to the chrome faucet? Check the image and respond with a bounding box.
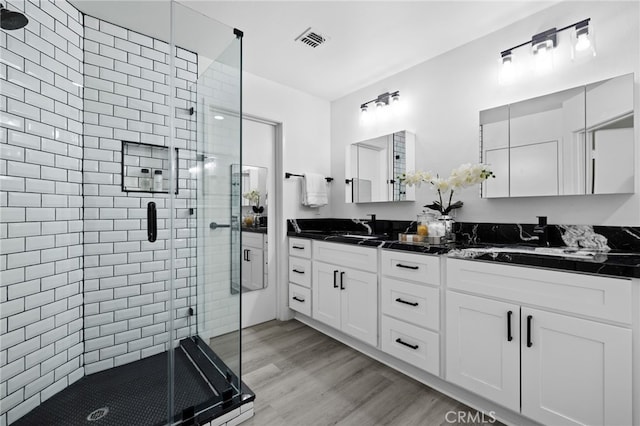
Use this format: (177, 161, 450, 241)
(533, 216, 549, 247)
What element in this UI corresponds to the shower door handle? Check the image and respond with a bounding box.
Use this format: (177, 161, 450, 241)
(209, 222, 231, 230)
(147, 202, 157, 242)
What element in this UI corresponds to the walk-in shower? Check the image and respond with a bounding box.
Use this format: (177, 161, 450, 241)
(0, 1, 249, 425)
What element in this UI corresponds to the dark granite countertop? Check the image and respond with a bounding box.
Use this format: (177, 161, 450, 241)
(242, 227, 267, 234)
(287, 230, 640, 278)
(447, 248, 640, 279)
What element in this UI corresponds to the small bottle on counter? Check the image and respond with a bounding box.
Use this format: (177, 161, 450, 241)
(153, 170, 163, 191)
(140, 168, 151, 191)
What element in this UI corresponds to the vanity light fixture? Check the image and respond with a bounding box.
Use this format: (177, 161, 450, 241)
(499, 18, 593, 72)
(359, 91, 400, 113)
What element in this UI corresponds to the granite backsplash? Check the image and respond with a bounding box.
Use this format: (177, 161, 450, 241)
(288, 218, 640, 252)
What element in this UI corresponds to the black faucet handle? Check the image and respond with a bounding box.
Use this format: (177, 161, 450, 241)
(537, 216, 547, 226)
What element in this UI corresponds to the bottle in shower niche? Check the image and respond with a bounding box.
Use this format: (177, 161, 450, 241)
(140, 168, 152, 191)
(153, 170, 163, 191)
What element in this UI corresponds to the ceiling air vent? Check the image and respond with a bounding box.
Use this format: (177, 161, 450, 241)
(295, 27, 327, 48)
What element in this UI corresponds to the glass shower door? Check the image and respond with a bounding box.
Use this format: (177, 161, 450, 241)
(168, 2, 244, 424)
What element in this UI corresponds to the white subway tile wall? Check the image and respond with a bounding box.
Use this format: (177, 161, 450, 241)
(0, 1, 84, 425)
(82, 16, 198, 377)
(1, 1, 199, 424)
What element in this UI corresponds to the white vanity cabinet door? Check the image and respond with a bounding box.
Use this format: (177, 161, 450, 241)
(312, 261, 342, 329)
(340, 267, 378, 347)
(312, 261, 378, 346)
(446, 291, 520, 412)
(241, 247, 264, 291)
(521, 307, 632, 426)
(242, 233, 264, 291)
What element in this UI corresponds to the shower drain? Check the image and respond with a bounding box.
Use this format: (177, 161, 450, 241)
(87, 407, 109, 421)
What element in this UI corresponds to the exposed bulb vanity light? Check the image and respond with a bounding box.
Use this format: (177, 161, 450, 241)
(499, 18, 593, 78)
(575, 25, 591, 51)
(500, 50, 515, 84)
(359, 90, 400, 113)
(571, 19, 596, 59)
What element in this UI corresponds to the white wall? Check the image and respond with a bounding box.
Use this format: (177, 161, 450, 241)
(330, 1, 639, 226)
(243, 72, 331, 320)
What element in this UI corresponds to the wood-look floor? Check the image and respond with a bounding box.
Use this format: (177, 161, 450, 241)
(240, 320, 501, 426)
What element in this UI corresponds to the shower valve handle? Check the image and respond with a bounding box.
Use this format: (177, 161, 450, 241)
(147, 202, 157, 242)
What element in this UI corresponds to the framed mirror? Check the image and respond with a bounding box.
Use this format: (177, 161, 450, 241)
(481, 73, 634, 198)
(345, 130, 416, 203)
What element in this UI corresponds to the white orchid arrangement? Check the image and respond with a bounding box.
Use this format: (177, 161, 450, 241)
(401, 163, 495, 215)
(243, 190, 264, 213)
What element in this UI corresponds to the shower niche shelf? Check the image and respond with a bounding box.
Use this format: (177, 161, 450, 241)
(121, 140, 179, 194)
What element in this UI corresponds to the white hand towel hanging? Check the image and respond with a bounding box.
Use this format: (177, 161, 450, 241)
(302, 173, 328, 207)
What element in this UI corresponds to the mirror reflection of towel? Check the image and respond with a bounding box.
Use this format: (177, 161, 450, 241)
(302, 173, 328, 207)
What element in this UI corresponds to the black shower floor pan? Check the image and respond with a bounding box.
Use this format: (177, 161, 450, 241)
(13, 339, 233, 426)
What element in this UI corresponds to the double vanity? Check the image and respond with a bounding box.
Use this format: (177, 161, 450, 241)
(286, 219, 640, 426)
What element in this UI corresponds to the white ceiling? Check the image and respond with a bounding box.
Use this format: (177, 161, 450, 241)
(180, 1, 557, 100)
(71, 1, 557, 101)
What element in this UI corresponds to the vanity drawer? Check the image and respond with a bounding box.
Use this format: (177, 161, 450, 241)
(289, 257, 311, 288)
(381, 315, 440, 375)
(289, 238, 311, 258)
(289, 283, 311, 316)
(243, 232, 263, 249)
(381, 250, 440, 284)
(447, 258, 632, 324)
(314, 241, 377, 272)
(381, 277, 439, 331)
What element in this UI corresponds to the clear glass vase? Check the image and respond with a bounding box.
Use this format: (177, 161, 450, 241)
(439, 214, 456, 243)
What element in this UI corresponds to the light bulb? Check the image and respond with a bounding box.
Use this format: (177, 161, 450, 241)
(575, 32, 591, 51)
(534, 44, 553, 73)
(213, 115, 224, 120)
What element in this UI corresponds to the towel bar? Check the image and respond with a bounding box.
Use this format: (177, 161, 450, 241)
(285, 172, 333, 182)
